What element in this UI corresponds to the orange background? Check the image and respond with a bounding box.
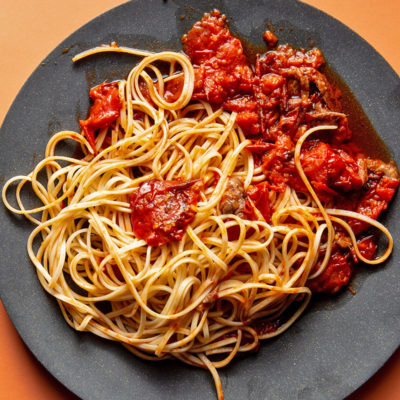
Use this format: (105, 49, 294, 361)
(0, 1, 400, 399)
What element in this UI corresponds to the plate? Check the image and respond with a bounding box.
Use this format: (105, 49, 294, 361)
(1, 1, 400, 399)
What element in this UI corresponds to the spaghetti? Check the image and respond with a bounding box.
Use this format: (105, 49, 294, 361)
(2, 11, 398, 400)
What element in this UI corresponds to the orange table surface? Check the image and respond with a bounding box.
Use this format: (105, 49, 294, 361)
(1, 1, 400, 399)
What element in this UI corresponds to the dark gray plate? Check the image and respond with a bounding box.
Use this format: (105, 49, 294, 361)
(1, 1, 400, 399)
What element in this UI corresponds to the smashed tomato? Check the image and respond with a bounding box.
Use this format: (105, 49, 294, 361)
(246, 181, 272, 223)
(182, 10, 253, 104)
(79, 82, 122, 154)
(308, 250, 352, 294)
(130, 179, 202, 246)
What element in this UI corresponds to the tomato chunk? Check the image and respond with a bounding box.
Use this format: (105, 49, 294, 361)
(308, 250, 352, 294)
(130, 179, 202, 246)
(350, 174, 399, 234)
(79, 82, 122, 154)
(263, 31, 278, 47)
(164, 75, 185, 102)
(300, 141, 367, 202)
(246, 181, 272, 222)
(182, 10, 254, 113)
(355, 235, 378, 261)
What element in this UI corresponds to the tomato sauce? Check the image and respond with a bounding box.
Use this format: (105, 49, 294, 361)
(182, 10, 399, 294)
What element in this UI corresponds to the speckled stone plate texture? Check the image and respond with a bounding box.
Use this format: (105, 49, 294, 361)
(1, 1, 400, 399)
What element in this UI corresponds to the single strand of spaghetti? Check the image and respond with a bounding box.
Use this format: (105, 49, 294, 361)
(310, 223, 327, 261)
(282, 226, 316, 283)
(65, 227, 92, 259)
(123, 96, 159, 139)
(72, 45, 154, 62)
(272, 185, 293, 212)
(163, 71, 184, 83)
(218, 279, 310, 298)
(46, 163, 66, 194)
(58, 275, 131, 301)
(203, 340, 239, 356)
(327, 213, 393, 264)
(241, 150, 254, 188)
(169, 128, 226, 147)
(294, 125, 337, 274)
(147, 64, 166, 94)
(198, 352, 224, 400)
(77, 188, 131, 205)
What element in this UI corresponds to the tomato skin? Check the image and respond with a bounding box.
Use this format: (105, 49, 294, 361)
(297, 140, 367, 203)
(355, 235, 378, 261)
(308, 250, 352, 294)
(182, 10, 253, 105)
(263, 30, 278, 47)
(130, 179, 202, 247)
(79, 82, 122, 154)
(350, 174, 399, 234)
(183, 10, 258, 133)
(164, 75, 184, 102)
(246, 182, 271, 223)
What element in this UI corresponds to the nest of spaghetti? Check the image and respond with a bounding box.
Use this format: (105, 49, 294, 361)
(2, 11, 398, 400)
